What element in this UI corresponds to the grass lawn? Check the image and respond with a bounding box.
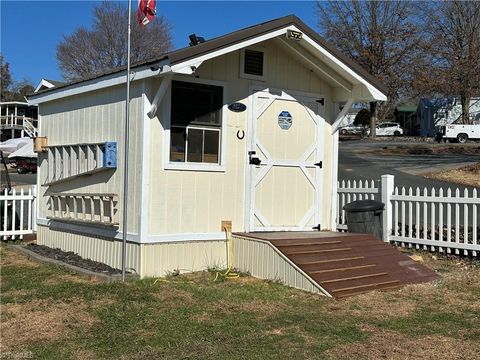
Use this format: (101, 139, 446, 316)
(1, 245, 479, 360)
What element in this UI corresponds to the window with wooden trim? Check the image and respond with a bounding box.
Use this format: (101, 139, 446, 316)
(170, 81, 223, 164)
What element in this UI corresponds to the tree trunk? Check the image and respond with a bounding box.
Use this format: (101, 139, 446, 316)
(369, 101, 377, 139)
(460, 94, 471, 124)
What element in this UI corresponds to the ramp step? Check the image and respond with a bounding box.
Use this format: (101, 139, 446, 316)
(309, 264, 377, 274)
(286, 247, 351, 255)
(331, 280, 400, 294)
(335, 284, 403, 298)
(321, 272, 389, 284)
(276, 240, 342, 247)
(298, 256, 364, 265)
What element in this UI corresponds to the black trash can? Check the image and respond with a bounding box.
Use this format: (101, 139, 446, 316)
(343, 200, 385, 240)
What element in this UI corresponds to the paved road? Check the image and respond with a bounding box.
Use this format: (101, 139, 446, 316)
(7, 172, 36, 187)
(338, 140, 479, 192)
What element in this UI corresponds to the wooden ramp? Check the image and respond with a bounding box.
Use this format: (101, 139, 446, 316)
(233, 232, 439, 298)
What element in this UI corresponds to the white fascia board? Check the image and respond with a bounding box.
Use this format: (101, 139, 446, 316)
(170, 26, 296, 72)
(28, 60, 171, 105)
(34, 79, 55, 93)
(296, 26, 387, 102)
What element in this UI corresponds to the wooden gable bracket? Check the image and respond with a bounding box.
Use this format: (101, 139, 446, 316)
(147, 74, 173, 119)
(331, 98, 355, 134)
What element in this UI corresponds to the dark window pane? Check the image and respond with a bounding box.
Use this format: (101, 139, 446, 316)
(204, 130, 219, 163)
(170, 127, 186, 162)
(187, 128, 203, 163)
(244, 50, 264, 76)
(171, 81, 222, 127)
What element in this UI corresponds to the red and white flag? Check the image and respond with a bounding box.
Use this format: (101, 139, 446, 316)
(137, 0, 156, 27)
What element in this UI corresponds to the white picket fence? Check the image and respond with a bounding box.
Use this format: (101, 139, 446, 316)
(337, 175, 480, 256)
(1, 186, 37, 240)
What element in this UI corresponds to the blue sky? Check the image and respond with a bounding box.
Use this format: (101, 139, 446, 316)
(1, 1, 319, 86)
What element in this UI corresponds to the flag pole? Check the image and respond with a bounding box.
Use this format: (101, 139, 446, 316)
(122, 0, 133, 282)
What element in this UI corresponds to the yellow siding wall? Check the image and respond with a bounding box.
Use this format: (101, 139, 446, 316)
(148, 40, 335, 234)
(140, 241, 227, 277)
(38, 82, 144, 234)
(37, 225, 141, 273)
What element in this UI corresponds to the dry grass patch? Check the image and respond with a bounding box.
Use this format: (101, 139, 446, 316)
(326, 330, 479, 360)
(335, 291, 417, 320)
(424, 162, 480, 187)
(236, 299, 288, 317)
(43, 273, 95, 286)
(73, 349, 98, 360)
(151, 287, 195, 306)
(357, 143, 480, 157)
(0, 299, 97, 352)
(0, 248, 40, 268)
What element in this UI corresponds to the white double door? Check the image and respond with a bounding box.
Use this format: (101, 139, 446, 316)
(247, 89, 325, 232)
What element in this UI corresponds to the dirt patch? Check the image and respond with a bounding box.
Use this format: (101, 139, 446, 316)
(424, 162, 480, 187)
(0, 299, 97, 352)
(326, 330, 479, 360)
(26, 244, 123, 275)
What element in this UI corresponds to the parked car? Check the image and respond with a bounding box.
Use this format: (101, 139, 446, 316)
(339, 124, 366, 136)
(374, 122, 404, 136)
(15, 158, 37, 174)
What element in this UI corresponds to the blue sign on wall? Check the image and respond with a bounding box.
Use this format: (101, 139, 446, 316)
(278, 111, 293, 130)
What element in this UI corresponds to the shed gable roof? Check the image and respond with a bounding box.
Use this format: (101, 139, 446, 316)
(29, 15, 387, 103)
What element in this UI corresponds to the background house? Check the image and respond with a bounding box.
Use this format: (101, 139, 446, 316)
(416, 97, 480, 137)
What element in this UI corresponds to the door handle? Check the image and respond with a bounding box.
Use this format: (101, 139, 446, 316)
(248, 151, 262, 165)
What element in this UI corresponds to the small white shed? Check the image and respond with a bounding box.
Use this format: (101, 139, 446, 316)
(29, 16, 386, 278)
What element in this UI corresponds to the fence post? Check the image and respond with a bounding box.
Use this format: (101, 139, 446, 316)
(381, 175, 394, 242)
(32, 185, 37, 232)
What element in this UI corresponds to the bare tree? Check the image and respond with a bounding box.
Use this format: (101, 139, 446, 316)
(413, 1, 480, 124)
(57, 1, 173, 81)
(316, 1, 420, 137)
(1, 54, 13, 101)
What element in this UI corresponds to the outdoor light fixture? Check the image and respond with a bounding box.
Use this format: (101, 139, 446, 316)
(150, 65, 162, 72)
(287, 29, 303, 41)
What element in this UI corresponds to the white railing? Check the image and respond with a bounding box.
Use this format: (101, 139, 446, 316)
(1, 186, 37, 240)
(337, 179, 379, 230)
(0, 114, 38, 129)
(23, 118, 38, 137)
(337, 175, 480, 256)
